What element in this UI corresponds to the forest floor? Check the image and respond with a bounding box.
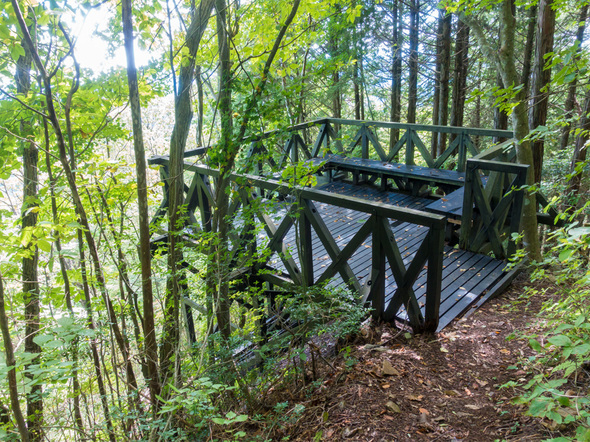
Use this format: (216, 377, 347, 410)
(250, 273, 571, 441)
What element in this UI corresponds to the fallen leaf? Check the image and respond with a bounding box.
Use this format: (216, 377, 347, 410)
(407, 394, 423, 402)
(464, 404, 482, 410)
(386, 401, 401, 413)
(382, 360, 400, 376)
(382, 384, 391, 389)
(419, 408, 430, 415)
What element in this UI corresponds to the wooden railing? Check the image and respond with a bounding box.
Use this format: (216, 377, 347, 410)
(148, 156, 447, 333)
(241, 118, 514, 176)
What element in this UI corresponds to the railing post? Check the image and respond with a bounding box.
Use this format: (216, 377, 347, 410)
(457, 131, 467, 172)
(299, 197, 314, 288)
(459, 161, 475, 250)
(361, 125, 369, 159)
(423, 222, 445, 332)
(369, 216, 386, 320)
(405, 128, 414, 165)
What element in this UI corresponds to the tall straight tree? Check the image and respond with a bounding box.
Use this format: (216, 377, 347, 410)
(407, 0, 419, 125)
(15, 22, 43, 441)
(160, 0, 215, 386)
(459, 0, 541, 261)
(560, 5, 588, 150)
(436, 10, 452, 155)
(389, 0, 403, 150)
(450, 18, 469, 131)
(121, 0, 161, 411)
(529, 0, 556, 184)
(568, 89, 590, 194)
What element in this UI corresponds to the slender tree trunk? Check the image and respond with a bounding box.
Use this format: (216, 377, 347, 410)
(494, 72, 509, 144)
(436, 11, 452, 155)
(462, 0, 541, 261)
(0, 275, 30, 442)
(521, 4, 537, 99)
(196, 65, 205, 146)
(12, 0, 140, 409)
(121, 0, 161, 411)
(407, 0, 419, 124)
(450, 19, 469, 132)
(567, 89, 590, 194)
(560, 5, 588, 150)
(42, 118, 84, 437)
(389, 0, 402, 151)
(431, 10, 443, 157)
(353, 59, 361, 120)
(212, 0, 233, 340)
(209, 0, 301, 345)
(329, 33, 342, 132)
(161, 0, 215, 387)
(529, 0, 556, 184)
(15, 25, 43, 442)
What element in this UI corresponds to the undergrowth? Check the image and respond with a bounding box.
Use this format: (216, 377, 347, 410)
(508, 196, 590, 442)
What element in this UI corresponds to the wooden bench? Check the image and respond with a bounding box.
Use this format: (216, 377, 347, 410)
(318, 154, 466, 195)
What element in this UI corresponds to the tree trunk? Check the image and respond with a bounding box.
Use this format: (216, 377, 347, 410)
(407, 0, 419, 124)
(389, 0, 403, 151)
(450, 19, 469, 132)
(436, 11, 452, 155)
(560, 5, 588, 150)
(160, 0, 215, 387)
(431, 10, 443, 157)
(529, 0, 556, 184)
(12, 0, 140, 417)
(212, 0, 233, 340)
(0, 275, 30, 442)
(462, 0, 541, 261)
(567, 89, 590, 194)
(494, 71, 509, 144)
(521, 4, 537, 99)
(16, 27, 43, 442)
(121, 0, 161, 411)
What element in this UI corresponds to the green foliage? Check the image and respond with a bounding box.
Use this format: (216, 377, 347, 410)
(512, 203, 590, 438)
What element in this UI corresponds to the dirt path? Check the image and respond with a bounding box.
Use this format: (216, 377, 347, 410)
(267, 274, 554, 441)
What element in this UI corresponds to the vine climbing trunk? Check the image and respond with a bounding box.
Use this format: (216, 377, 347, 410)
(121, 0, 161, 411)
(161, 0, 215, 387)
(461, 0, 541, 261)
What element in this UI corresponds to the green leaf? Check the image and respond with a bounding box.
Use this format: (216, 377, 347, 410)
(234, 414, 248, 423)
(571, 343, 590, 355)
(529, 338, 543, 352)
(548, 335, 572, 347)
(37, 238, 51, 253)
(32, 334, 53, 346)
(559, 249, 573, 262)
(528, 397, 551, 416)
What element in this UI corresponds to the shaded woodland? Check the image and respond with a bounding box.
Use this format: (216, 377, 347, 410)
(0, 0, 589, 440)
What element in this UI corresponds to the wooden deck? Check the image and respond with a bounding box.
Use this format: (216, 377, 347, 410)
(269, 182, 511, 331)
(148, 118, 550, 338)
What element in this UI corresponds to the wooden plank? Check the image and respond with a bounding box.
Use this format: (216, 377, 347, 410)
(437, 259, 506, 329)
(433, 136, 460, 169)
(411, 131, 435, 168)
(324, 117, 514, 139)
(365, 126, 388, 161)
(387, 132, 408, 162)
(303, 200, 362, 293)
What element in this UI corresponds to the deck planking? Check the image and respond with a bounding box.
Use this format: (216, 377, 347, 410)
(267, 181, 510, 331)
